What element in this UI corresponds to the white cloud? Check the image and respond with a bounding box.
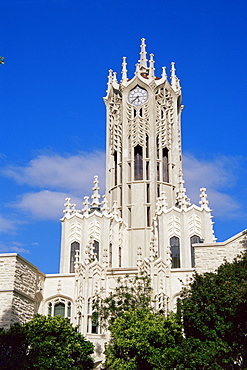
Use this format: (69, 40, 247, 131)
(0, 215, 18, 233)
(0, 242, 30, 254)
(13, 190, 79, 220)
(2, 151, 106, 196)
(183, 154, 242, 218)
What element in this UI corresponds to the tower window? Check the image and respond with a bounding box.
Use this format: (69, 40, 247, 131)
(70, 241, 80, 273)
(162, 148, 169, 182)
(93, 240, 99, 261)
(170, 236, 180, 268)
(190, 235, 200, 268)
(114, 151, 117, 186)
(134, 145, 143, 180)
(147, 206, 150, 227)
(146, 161, 149, 180)
(146, 184, 150, 203)
(119, 246, 121, 267)
(109, 243, 112, 267)
(54, 302, 65, 317)
(145, 134, 149, 158)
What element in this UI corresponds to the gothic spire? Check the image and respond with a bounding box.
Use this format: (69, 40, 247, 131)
(121, 56, 128, 84)
(149, 53, 155, 79)
(139, 38, 148, 70)
(170, 62, 181, 93)
(91, 175, 101, 209)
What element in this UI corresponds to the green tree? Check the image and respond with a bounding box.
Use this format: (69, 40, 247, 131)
(104, 309, 183, 370)
(93, 273, 152, 329)
(177, 252, 247, 369)
(0, 315, 94, 370)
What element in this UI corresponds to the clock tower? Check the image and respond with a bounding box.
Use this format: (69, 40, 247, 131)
(104, 38, 185, 265)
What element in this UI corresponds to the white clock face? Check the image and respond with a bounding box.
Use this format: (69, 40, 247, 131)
(128, 86, 148, 107)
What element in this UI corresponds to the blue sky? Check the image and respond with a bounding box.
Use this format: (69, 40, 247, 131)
(1, 0, 247, 273)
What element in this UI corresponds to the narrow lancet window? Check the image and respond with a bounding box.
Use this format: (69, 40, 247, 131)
(170, 236, 180, 268)
(109, 243, 112, 267)
(70, 241, 80, 273)
(114, 151, 117, 186)
(162, 147, 169, 182)
(146, 134, 149, 158)
(190, 235, 200, 268)
(93, 240, 99, 261)
(134, 145, 143, 180)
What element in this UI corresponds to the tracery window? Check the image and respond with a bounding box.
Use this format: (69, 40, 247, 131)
(190, 235, 200, 268)
(47, 298, 72, 319)
(70, 241, 80, 273)
(134, 145, 143, 180)
(170, 236, 180, 268)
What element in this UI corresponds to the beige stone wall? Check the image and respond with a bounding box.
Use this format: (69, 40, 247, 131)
(194, 230, 247, 274)
(0, 254, 45, 328)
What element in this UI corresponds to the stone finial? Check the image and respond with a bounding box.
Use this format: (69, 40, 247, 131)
(91, 175, 101, 208)
(137, 246, 142, 266)
(71, 203, 76, 214)
(106, 69, 113, 93)
(121, 57, 128, 84)
(149, 53, 155, 79)
(149, 240, 155, 262)
(113, 71, 117, 83)
(82, 196, 90, 215)
(176, 170, 191, 209)
(161, 66, 167, 80)
(160, 191, 168, 209)
(63, 197, 72, 214)
(101, 194, 109, 213)
(139, 38, 148, 70)
(134, 63, 140, 76)
(112, 200, 119, 218)
(170, 62, 181, 93)
(199, 187, 210, 210)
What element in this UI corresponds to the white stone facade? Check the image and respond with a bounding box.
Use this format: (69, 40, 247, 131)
(0, 39, 246, 361)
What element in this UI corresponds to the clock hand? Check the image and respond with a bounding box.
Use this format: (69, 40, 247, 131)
(131, 95, 139, 103)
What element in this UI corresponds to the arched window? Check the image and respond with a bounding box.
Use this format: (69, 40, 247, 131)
(70, 241, 80, 273)
(93, 240, 99, 261)
(47, 298, 72, 319)
(54, 302, 65, 317)
(134, 145, 143, 180)
(170, 236, 180, 268)
(190, 235, 200, 268)
(162, 148, 169, 182)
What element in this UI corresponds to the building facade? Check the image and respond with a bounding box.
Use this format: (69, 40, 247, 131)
(0, 39, 246, 362)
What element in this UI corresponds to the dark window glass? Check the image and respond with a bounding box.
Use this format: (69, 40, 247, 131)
(109, 243, 112, 267)
(54, 302, 65, 317)
(162, 148, 169, 182)
(170, 236, 180, 268)
(114, 151, 117, 186)
(190, 235, 200, 268)
(93, 240, 99, 260)
(70, 241, 80, 273)
(146, 134, 149, 158)
(134, 145, 143, 180)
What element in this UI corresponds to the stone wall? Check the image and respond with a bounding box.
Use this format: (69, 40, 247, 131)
(0, 254, 45, 329)
(194, 230, 247, 274)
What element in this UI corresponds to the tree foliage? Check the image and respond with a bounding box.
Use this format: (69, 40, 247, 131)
(93, 273, 152, 329)
(104, 309, 182, 370)
(0, 314, 94, 370)
(177, 252, 247, 369)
